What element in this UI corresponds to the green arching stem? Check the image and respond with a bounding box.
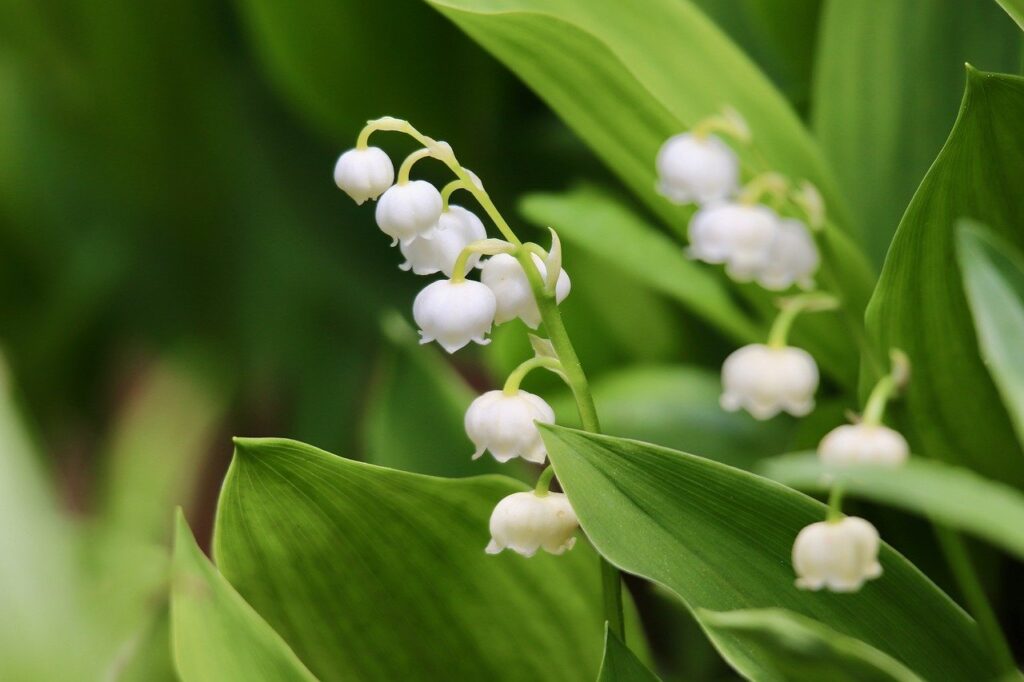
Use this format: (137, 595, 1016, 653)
(504, 356, 563, 395)
(692, 109, 749, 143)
(441, 180, 467, 211)
(358, 117, 521, 246)
(517, 249, 626, 641)
(862, 375, 897, 427)
(826, 485, 844, 523)
(450, 239, 513, 284)
(534, 466, 556, 496)
(934, 527, 1017, 673)
(361, 116, 623, 640)
(766, 293, 840, 348)
(739, 172, 789, 206)
(397, 148, 432, 184)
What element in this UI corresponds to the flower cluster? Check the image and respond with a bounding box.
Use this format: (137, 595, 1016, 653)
(334, 117, 579, 558)
(656, 109, 821, 292)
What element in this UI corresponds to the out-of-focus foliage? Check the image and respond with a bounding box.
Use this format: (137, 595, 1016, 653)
(812, 0, 1022, 266)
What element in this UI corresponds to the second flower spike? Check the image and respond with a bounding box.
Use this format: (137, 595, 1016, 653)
(465, 389, 555, 464)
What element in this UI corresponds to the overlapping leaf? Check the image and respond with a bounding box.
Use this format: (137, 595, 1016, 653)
(214, 438, 641, 681)
(541, 426, 995, 681)
(864, 69, 1024, 486)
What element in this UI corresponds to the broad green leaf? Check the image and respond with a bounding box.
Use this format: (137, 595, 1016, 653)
(427, 0, 851, 233)
(957, 223, 1024, 446)
(214, 438, 640, 681)
(99, 356, 226, 543)
(698, 608, 921, 682)
(812, 0, 1021, 265)
(996, 0, 1024, 31)
(760, 453, 1024, 562)
(520, 187, 759, 343)
(541, 426, 996, 681)
(171, 510, 317, 682)
(550, 365, 793, 471)
(363, 313, 510, 478)
(598, 626, 660, 682)
(864, 70, 1024, 486)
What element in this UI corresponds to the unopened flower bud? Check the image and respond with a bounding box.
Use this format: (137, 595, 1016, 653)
(819, 424, 909, 467)
(412, 279, 496, 353)
(793, 517, 883, 592)
(399, 205, 487, 276)
(756, 218, 820, 291)
(333, 147, 394, 204)
(720, 343, 818, 419)
(656, 133, 739, 205)
(465, 389, 555, 464)
(485, 491, 578, 557)
(376, 180, 443, 245)
(480, 253, 570, 329)
(689, 203, 779, 281)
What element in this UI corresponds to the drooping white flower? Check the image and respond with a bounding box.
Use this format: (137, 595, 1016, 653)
(818, 424, 909, 467)
(792, 516, 883, 592)
(485, 491, 579, 557)
(656, 133, 739, 205)
(333, 147, 394, 204)
(479, 253, 570, 328)
(720, 343, 818, 419)
(399, 205, 487, 276)
(465, 389, 555, 464)
(756, 218, 820, 291)
(688, 202, 780, 281)
(412, 279, 496, 353)
(375, 180, 443, 245)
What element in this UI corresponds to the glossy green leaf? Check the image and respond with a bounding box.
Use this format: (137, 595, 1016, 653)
(363, 313, 511, 478)
(427, 0, 850, 232)
(996, 0, 1024, 31)
(550, 365, 793, 471)
(520, 187, 759, 343)
(760, 453, 1024, 562)
(214, 438, 639, 681)
(698, 608, 921, 682)
(598, 626, 660, 682)
(812, 0, 1021, 265)
(171, 510, 317, 682)
(957, 223, 1024, 446)
(541, 426, 995, 681)
(864, 69, 1024, 487)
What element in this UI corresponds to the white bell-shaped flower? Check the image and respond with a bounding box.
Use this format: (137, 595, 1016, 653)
(399, 205, 487, 276)
(333, 147, 394, 205)
(480, 253, 570, 329)
(412, 279, 496, 353)
(720, 343, 818, 419)
(819, 424, 909, 467)
(375, 180, 443, 245)
(793, 516, 883, 592)
(656, 133, 739, 205)
(485, 491, 579, 557)
(465, 389, 555, 464)
(688, 203, 780, 281)
(756, 218, 820, 291)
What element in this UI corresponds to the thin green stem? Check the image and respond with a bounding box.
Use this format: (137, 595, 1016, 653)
(503, 356, 563, 395)
(441, 180, 467, 211)
(450, 239, 513, 283)
(766, 293, 840, 348)
(534, 466, 556, 496)
(934, 527, 1016, 673)
(739, 172, 789, 206)
(862, 376, 896, 427)
(518, 250, 625, 640)
(397, 148, 432, 184)
(826, 485, 844, 523)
